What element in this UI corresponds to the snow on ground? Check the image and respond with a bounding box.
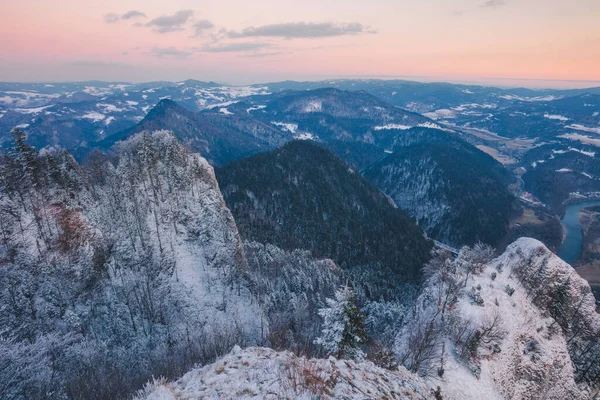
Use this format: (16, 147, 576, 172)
(453, 103, 496, 112)
(104, 116, 115, 126)
(374, 123, 412, 131)
(582, 172, 594, 179)
(271, 121, 298, 133)
(424, 109, 457, 119)
(14, 123, 30, 129)
(83, 86, 112, 96)
(567, 124, 600, 135)
(556, 168, 573, 172)
(204, 100, 239, 110)
(531, 160, 545, 168)
(439, 238, 597, 400)
(303, 100, 323, 113)
(137, 346, 431, 400)
(219, 107, 233, 115)
(97, 103, 127, 113)
(594, 111, 599, 117)
(559, 133, 600, 147)
(217, 86, 270, 98)
(553, 148, 596, 157)
(294, 132, 316, 140)
(126, 100, 139, 106)
(417, 122, 454, 132)
(498, 94, 559, 102)
(14, 105, 54, 114)
(80, 112, 106, 122)
(544, 114, 570, 121)
(246, 105, 266, 113)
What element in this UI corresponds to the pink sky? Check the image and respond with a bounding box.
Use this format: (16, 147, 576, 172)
(1, 0, 599, 87)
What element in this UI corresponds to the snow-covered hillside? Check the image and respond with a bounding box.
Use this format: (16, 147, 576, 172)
(136, 346, 431, 400)
(0, 130, 262, 398)
(396, 238, 600, 399)
(137, 237, 600, 400)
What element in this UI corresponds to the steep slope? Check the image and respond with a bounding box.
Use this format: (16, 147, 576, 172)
(216, 140, 432, 300)
(0, 131, 261, 399)
(243, 241, 343, 353)
(136, 345, 431, 400)
(249, 88, 434, 169)
(396, 238, 600, 399)
(522, 143, 600, 211)
(363, 128, 516, 247)
(96, 99, 287, 165)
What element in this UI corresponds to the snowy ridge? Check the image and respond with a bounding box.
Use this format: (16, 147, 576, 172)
(0, 130, 262, 398)
(137, 346, 431, 400)
(396, 238, 600, 400)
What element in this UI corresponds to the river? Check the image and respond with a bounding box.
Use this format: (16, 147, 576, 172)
(557, 200, 600, 264)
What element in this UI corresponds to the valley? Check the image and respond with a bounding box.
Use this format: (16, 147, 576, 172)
(1, 78, 600, 399)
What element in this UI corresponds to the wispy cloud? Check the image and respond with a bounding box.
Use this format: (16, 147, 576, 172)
(482, 0, 507, 7)
(122, 10, 147, 20)
(199, 42, 273, 53)
(148, 46, 192, 58)
(104, 13, 120, 24)
(227, 22, 372, 39)
(104, 10, 147, 24)
(239, 51, 286, 58)
(146, 10, 194, 33)
(193, 20, 215, 36)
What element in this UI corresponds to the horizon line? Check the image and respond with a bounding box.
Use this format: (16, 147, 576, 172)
(2, 75, 600, 91)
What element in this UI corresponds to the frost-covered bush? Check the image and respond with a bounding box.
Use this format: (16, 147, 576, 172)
(469, 285, 485, 306)
(315, 285, 367, 360)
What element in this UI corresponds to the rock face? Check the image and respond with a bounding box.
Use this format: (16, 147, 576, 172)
(0, 130, 262, 398)
(395, 238, 600, 400)
(136, 346, 431, 400)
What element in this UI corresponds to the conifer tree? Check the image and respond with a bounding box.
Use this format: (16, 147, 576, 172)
(315, 284, 368, 360)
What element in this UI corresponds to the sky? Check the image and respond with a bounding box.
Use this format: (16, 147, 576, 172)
(1, 0, 599, 88)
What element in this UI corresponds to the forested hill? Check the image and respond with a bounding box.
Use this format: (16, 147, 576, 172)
(216, 140, 432, 299)
(363, 128, 517, 247)
(0, 130, 263, 398)
(96, 99, 287, 166)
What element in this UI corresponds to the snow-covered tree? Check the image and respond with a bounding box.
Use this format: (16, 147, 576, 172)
(315, 285, 367, 360)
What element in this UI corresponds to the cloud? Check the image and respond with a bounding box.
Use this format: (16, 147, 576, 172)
(104, 13, 120, 23)
(148, 46, 192, 58)
(66, 60, 130, 68)
(105, 10, 147, 24)
(193, 20, 215, 36)
(122, 10, 147, 20)
(240, 51, 286, 58)
(482, 0, 507, 7)
(198, 42, 273, 53)
(227, 22, 371, 39)
(146, 10, 194, 33)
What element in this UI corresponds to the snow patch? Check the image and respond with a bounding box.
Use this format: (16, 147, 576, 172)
(271, 122, 298, 133)
(544, 114, 570, 121)
(80, 112, 106, 122)
(373, 124, 412, 131)
(567, 124, 600, 135)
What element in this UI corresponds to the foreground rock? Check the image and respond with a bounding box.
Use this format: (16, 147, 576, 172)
(137, 346, 431, 400)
